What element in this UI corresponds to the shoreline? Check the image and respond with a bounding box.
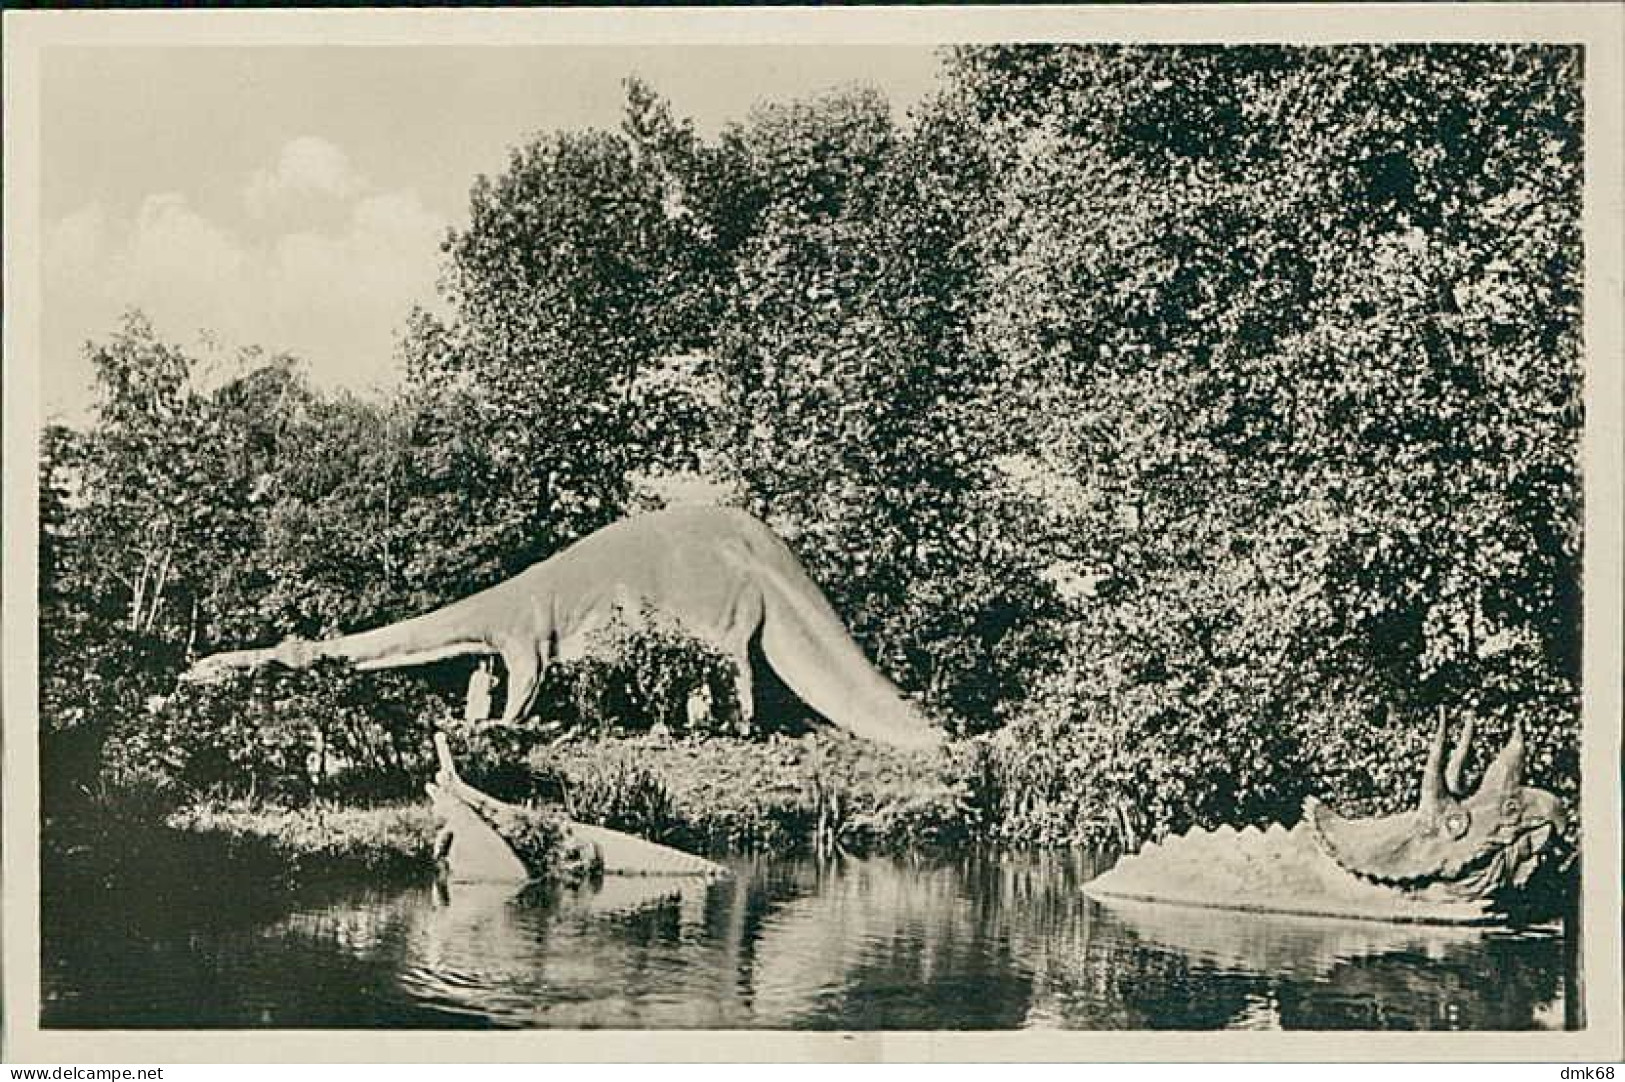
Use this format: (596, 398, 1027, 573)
(44, 731, 999, 890)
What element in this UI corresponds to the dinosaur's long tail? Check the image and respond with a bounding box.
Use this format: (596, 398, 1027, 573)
(755, 564, 946, 751)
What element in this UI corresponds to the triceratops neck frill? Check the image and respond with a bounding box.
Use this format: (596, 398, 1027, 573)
(1303, 795, 1496, 888)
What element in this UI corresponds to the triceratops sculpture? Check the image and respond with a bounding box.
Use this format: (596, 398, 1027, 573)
(1084, 716, 1570, 925)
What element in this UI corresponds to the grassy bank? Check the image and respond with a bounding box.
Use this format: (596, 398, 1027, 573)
(167, 801, 439, 878)
(130, 731, 994, 875)
(45, 731, 994, 899)
(40, 797, 436, 954)
(529, 731, 986, 854)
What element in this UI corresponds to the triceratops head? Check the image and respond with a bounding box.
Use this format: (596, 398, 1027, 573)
(1305, 714, 1568, 901)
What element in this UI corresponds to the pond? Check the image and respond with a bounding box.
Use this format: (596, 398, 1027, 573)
(42, 847, 1574, 1030)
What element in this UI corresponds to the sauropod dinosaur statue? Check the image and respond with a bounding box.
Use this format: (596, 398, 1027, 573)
(187, 506, 946, 750)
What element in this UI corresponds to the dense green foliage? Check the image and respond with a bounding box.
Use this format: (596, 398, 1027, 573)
(170, 800, 440, 879)
(41, 46, 1582, 848)
(947, 45, 1582, 842)
(103, 661, 443, 804)
(542, 606, 744, 738)
(536, 733, 976, 855)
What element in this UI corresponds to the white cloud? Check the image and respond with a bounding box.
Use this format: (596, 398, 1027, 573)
(244, 135, 368, 218)
(43, 139, 449, 421)
(119, 194, 252, 320)
(44, 195, 262, 414)
(266, 190, 446, 386)
(44, 203, 108, 281)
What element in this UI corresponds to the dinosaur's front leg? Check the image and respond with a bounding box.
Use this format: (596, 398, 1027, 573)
(496, 640, 547, 726)
(726, 583, 764, 734)
(733, 661, 754, 735)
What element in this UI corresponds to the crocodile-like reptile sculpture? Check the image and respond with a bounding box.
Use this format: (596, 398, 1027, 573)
(427, 732, 727, 882)
(188, 506, 945, 750)
(1084, 716, 1570, 925)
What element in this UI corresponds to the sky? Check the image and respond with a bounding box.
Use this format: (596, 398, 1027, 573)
(40, 45, 946, 424)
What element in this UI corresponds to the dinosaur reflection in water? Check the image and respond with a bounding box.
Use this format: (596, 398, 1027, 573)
(240, 848, 1567, 1030)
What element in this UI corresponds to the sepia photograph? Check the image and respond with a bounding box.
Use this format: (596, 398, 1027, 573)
(3, 5, 1621, 1064)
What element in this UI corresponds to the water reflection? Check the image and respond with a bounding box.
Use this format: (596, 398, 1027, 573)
(42, 848, 1568, 1030)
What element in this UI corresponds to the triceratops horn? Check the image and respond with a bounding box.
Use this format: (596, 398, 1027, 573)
(1419, 708, 1449, 819)
(1475, 720, 1527, 798)
(1444, 714, 1475, 799)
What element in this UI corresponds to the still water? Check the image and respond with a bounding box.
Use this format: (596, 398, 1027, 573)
(43, 848, 1571, 1030)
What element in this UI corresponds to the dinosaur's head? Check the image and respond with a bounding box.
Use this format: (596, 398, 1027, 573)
(271, 637, 317, 669)
(179, 648, 262, 685)
(1305, 715, 1568, 902)
(180, 637, 316, 684)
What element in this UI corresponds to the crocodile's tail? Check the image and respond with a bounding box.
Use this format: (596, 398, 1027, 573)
(755, 563, 946, 751)
(569, 823, 729, 877)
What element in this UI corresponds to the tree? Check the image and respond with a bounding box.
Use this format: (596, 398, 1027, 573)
(954, 44, 1582, 840)
(708, 84, 1061, 730)
(41, 315, 233, 802)
(428, 90, 730, 571)
(38, 52, 1582, 844)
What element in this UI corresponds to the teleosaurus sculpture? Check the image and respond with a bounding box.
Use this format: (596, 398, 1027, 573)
(187, 506, 946, 750)
(427, 732, 726, 882)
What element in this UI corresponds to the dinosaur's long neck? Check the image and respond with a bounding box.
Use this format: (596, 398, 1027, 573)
(193, 590, 502, 677)
(307, 592, 496, 671)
